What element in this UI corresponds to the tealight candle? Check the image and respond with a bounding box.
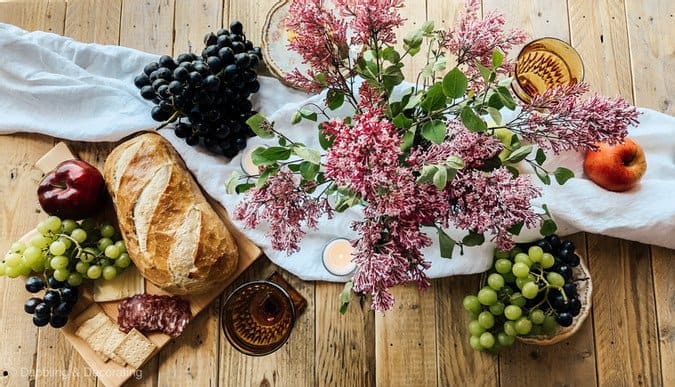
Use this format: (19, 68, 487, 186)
(240, 147, 259, 175)
(322, 238, 357, 276)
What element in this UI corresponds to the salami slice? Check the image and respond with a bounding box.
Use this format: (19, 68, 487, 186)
(118, 294, 191, 338)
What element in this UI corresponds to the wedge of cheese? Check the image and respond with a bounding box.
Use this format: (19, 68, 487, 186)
(93, 266, 145, 302)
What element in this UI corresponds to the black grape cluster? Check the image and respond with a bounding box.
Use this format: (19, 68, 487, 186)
(24, 276, 79, 328)
(133, 21, 262, 158)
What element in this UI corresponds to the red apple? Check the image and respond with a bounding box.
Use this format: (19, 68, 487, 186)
(583, 137, 647, 192)
(37, 159, 106, 219)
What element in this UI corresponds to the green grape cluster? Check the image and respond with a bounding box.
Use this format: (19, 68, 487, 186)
(463, 235, 582, 353)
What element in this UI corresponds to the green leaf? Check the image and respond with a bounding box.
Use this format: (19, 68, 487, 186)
(416, 165, 438, 184)
(318, 125, 333, 150)
(393, 113, 414, 129)
(314, 72, 327, 86)
(496, 86, 517, 110)
(401, 127, 416, 151)
(540, 219, 558, 236)
(492, 50, 504, 68)
(251, 147, 274, 166)
(505, 145, 533, 163)
(438, 228, 456, 258)
(476, 62, 494, 82)
(421, 20, 435, 34)
(442, 67, 469, 99)
(535, 148, 546, 165)
(507, 221, 524, 236)
(535, 168, 551, 185)
(506, 165, 520, 177)
(462, 230, 485, 246)
(421, 120, 446, 144)
(291, 111, 302, 125)
(553, 167, 574, 185)
(487, 92, 504, 110)
(326, 90, 345, 110)
(403, 29, 423, 53)
(542, 204, 552, 217)
(404, 93, 423, 110)
(382, 65, 405, 92)
(433, 167, 448, 190)
(299, 161, 319, 180)
(487, 107, 503, 125)
(460, 106, 488, 133)
(235, 183, 255, 193)
(259, 146, 291, 163)
(420, 83, 446, 113)
(339, 281, 353, 314)
(225, 171, 241, 194)
(382, 46, 401, 63)
(293, 145, 321, 165)
(432, 56, 448, 72)
(246, 113, 274, 139)
(299, 109, 318, 121)
(256, 166, 277, 188)
(446, 155, 465, 170)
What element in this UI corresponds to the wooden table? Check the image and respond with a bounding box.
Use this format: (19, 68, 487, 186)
(0, 1, 672, 386)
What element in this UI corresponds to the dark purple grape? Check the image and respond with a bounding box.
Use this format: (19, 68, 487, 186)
(152, 78, 168, 91)
(24, 298, 43, 314)
(34, 302, 51, 319)
(536, 239, 553, 253)
(134, 73, 151, 88)
(229, 20, 243, 35)
(566, 253, 580, 267)
(52, 302, 71, 317)
(218, 47, 235, 64)
(158, 55, 177, 69)
(556, 312, 573, 327)
(140, 85, 156, 100)
(216, 28, 230, 36)
(159, 100, 173, 112)
(60, 287, 78, 305)
(157, 84, 171, 98)
(143, 62, 160, 76)
(244, 40, 254, 51)
(568, 298, 581, 316)
(189, 71, 203, 87)
(558, 264, 573, 282)
(47, 276, 64, 289)
(217, 34, 232, 48)
(186, 135, 200, 146)
(248, 80, 260, 93)
(25, 276, 45, 293)
(562, 283, 577, 297)
(544, 234, 562, 252)
(193, 62, 208, 74)
(550, 292, 569, 312)
(49, 314, 68, 328)
(235, 53, 251, 69)
(560, 240, 575, 252)
(204, 75, 220, 92)
(230, 33, 243, 42)
(168, 81, 184, 95)
(204, 32, 217, 46)
(248, 54, 260, 69)
(231, 41, 245, 53)
(151, 106, 171, 121)
(173, 67, 189, 82)
(33, 315, 50, 327)
(43, 290, 60, 307)
(176, 53, 193, 63)
(155, 67, 173, 80)
(202, 44, 219, 59)
(206, 56, 223, 73)
(251, 47, 262, 59)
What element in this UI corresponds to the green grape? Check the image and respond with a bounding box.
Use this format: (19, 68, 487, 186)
(477, 311, 495, 329)
(502, 272, 516, 283)
(76, 261, 90, 274)
(30, 235, 51, 249)
(497, 332, 515, 346)
(530, 310, 546, 325)
(30, 259, 45, 273)
(509, 292, 526, 307)
(494, 248, 510, 260)
(530, 325, 543, 336)
(97, 238, 113, 251)
(469, 336, 483, 350)
(36, 221, 50, 235)
(50, 255, 69, 270)
(541, 253, 555, 269)
(468, 320, 485, 336)
(547, 272, 565, 288)
(10, 241, 26, 253)
(489, 302, 505, 316)
(5, 265, 21, 278)
(515, 317, 533, 335)
(487, 273, 504, 290)
(18, 264, 32, 276)
(494, 259, 512, 274)
(100, 224, 116, 238)
(87, 265, 102, 279)
(80, 218, 96, 231)
(61, 219, 78, 234)
(114, 240, 126, 254)
(53, 268, 69, 282)
(71, 228, 87, 243)
(512, 262, 530, 278)
(57, 236, 72, 250)
(0, 261, 5, 276)
(67, 272, 83, 287)
(509, 246, 523, 258)
(102, 266, 118, 280)
(515, 277, 530, 290)
(522, 282, 539, 299)
(24, 247, 43, 267)
(528, 246, 544, 263)
(504, 305, 522, 320)
(542, 316, 558, 336)
(4, 252, 22, 268)
(115, 253, 131, 268)
(504, 321, 518, 336)
(45, 216, 62, 233)
(104, 245, 121, 259)
(80, 247, 99, 263)
(463, 295, 482, 315)
(49, 240, 67, 256)
(514, 253, 532, 267)
(99, 258, 111, 267)
(479, 332, 495, 349)
(477, 287, 498, 305)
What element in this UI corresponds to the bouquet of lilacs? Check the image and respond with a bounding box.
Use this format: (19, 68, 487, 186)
(228, 0, 638, 311)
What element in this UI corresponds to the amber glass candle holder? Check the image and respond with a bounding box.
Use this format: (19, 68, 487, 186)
(222, 271, 306, 356)
(512, 37, 584, 103)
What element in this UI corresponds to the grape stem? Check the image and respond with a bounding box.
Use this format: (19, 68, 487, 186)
(155, 111, 181, 131)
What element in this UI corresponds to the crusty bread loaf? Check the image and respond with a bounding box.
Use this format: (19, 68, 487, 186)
(103, 133, 239, 294)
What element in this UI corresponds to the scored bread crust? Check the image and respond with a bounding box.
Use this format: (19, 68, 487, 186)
(103, 133, 238, 294)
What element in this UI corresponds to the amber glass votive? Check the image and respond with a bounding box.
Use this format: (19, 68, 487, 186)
(512, 37, 584, 103)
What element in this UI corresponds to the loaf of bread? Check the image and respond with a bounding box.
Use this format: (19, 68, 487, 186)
(103, 133, 238, 294)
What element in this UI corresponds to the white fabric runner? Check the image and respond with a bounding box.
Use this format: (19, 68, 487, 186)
(1, 24, 673, 281)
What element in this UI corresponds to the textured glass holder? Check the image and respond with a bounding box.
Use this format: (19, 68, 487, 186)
(512, 37, 584, 103)
(222, 271, 306, 356)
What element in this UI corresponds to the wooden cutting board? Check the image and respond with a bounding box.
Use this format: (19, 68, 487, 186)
(23, 142, 262, 387)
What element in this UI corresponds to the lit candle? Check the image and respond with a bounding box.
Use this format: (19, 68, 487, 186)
(240, 147, 259, 176)
(322, 238, 357, 276)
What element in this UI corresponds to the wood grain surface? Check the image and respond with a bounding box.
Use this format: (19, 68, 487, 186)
(0, 1, 672, 386)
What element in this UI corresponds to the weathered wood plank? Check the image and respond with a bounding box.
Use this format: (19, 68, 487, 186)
(119, 0, 175, 55)
(173, 0, 224, 56)
(652, 246, 675, 387)
(315, 283, 375, 387)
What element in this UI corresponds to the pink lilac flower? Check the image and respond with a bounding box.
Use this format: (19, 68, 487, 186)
(441, 0, 527, 91)
(284, 0, 351, 91)
(234, 169, 331, 254)
(449, 168, 541, 251)
(515, 82, 640, 153)
(335, 0, 406, 45)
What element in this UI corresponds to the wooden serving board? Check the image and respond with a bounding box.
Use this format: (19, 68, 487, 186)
(26, 142, 262, 387)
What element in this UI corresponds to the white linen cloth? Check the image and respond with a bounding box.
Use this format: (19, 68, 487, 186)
(1, 23, 673, 281)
